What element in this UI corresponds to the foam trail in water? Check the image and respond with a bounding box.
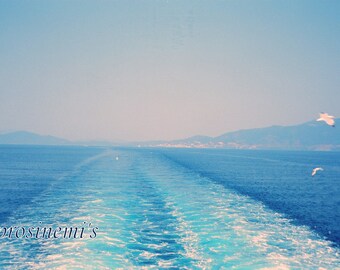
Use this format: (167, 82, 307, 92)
(138, 152, 340, 268)
(0, 150, 339, 269)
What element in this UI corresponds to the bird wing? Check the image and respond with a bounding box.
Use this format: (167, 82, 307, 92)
(312, 167, 323, 176)
(325, 118, 335, 126)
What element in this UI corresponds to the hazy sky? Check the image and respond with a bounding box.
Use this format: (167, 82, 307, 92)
(0, 0, 339, 141)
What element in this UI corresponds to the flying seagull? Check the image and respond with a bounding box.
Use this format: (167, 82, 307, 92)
(312, 167, 323, 177)
(317, 112, 335, 127)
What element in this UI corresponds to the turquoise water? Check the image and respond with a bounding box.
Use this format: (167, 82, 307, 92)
(0, 146, 339, 269)
(161, 148, 340, 245)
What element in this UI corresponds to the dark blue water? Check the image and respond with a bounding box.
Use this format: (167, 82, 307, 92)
(0, 145, 103, 223)
(160, 148, 340, 246)
(0, 145, 339, 268)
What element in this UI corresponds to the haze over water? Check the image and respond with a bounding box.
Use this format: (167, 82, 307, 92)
(0, 0, 339, 141)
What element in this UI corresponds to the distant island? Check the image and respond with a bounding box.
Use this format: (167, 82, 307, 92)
(0, 131, 114, 147)
(0, 131, 70, 145)
(1, 119, 339, 150)
(141, 119, 340, 151)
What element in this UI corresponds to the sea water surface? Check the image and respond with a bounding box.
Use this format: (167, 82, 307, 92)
(0, 145, 339, 269)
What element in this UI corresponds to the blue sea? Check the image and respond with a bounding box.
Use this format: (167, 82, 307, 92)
(0, 145, 339, 269)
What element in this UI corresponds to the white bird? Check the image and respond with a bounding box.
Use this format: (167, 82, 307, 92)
(115, 156, 119, 161)
(317, 112, 335, 127)
(312, 167, 323, 176)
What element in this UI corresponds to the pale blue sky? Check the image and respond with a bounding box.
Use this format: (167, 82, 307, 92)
(0, 0, 339, 141)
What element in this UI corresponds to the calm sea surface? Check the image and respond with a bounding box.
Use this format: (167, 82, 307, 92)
(0, 145, 339, 268)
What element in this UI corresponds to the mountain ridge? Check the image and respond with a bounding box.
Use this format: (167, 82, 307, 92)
(0, 131, 70, 145)
(142, 119, 340, 151)
(1, 119, 339, 150)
